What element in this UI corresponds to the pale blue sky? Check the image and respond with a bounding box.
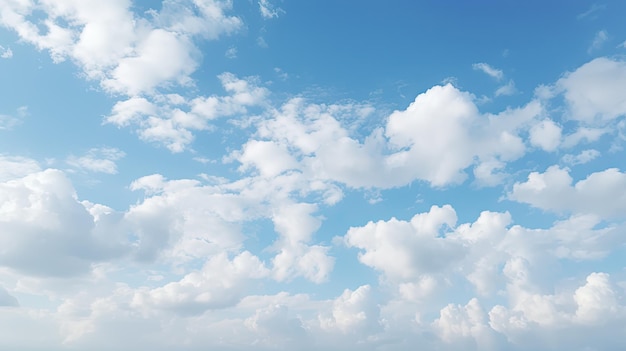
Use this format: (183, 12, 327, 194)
(1, 1, 626, 350)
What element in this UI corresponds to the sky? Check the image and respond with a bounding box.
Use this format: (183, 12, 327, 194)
(1, 0, 626, 350)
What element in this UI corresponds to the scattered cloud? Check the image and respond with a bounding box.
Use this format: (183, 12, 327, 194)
(562, 149, 600, 165)
(0, 45, 12, 58)
(225, 46, 237, 59)
(66, 147, 126, 174)
(0, 106, 27, 131)
(473, 63, 504, 81)
(588, 30, 608, 53)
(577, 3, 606, 20)
(495, 79, 517, 96)
(259, 0, 285, 19)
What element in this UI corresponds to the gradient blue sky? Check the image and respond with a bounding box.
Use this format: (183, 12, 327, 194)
(1, 1, 626, 350)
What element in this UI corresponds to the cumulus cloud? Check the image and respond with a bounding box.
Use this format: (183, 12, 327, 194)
(249, 85, 541, 189)
(529, 119, 562, 151)
(0, 0, 242, 95)
(556, 57, 626, 123)
(508, 166, 626, 219)
(133, 251, 268, 315)
(0, 169, 129, 277)
(106, 73, 269, 152)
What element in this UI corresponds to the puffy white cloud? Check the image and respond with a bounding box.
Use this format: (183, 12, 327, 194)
(132, 251, 268, 315)
(253, 86, 541, 188)
(509, 166, 626, 219)
(574, 272, 623, 324)
(106, 73, 268, 152)
(102, 29, 198, 95)
(433, 298, 499, 349)
(556, 57, 626, 124)
(66, 147, 125, 174)
(0, 0, 242, 95)
(529, 119, 561, 151)
(319, 285, 380, 335)
(0, 169, 129, 276)
(345, 205, 462, 281)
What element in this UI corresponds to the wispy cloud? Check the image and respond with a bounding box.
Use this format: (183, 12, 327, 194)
(495, 80, 517, 96)
(66, 147, 126, 174)
(472, 62, 504, 81)
(0, 106, 27, 130)
(577, 3, 606, 20)
(588, 30, 608, 53)
(0, 45, 12, 59)
(259, 0, 284, 19)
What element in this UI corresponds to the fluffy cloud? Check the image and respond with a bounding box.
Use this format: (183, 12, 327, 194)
(106, 73, 268, 152)
(250, 85, 541, 189)
(133, 251, 268, 315)
(556, 57, 626, 123)
(0, 0, 242, 95)
(0, 169, 129, 276)
(529, 119, 561, 151)
(508, 166, 626, 219)
(345, 205, 462, 281)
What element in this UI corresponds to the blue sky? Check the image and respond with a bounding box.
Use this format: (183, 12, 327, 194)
(1, 1, 626, 350)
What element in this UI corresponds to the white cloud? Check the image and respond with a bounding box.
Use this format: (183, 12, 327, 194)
(66, 147, 126, 174)
(0, 0, 242, 95)
(473, 63, 504, 81)
(577, 4, 606, 20)
(556, 57, 626, 123)
(251, 86, 540, 189)
(0, 155, 40, 182)
(345, 205, 462, 281)
(494, 79, 516, 96)
(588, 30, 608, 53)
(319, 285, 380, 334)
(0, 45, 12, 58)
(509, 166, 626, 219)
(132, 251, 268, 315)
(106, 73, 269, 152)
(0, 169, 129, 277)
(528, 119, 561, 151)
(225, 46, 237, 58)
(259, 0, 284, 19)
(102, 29, 199, 95)
(0, 106, 27, 130)
(561, 149, 600, 165)
(574, 272, 623, 324)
